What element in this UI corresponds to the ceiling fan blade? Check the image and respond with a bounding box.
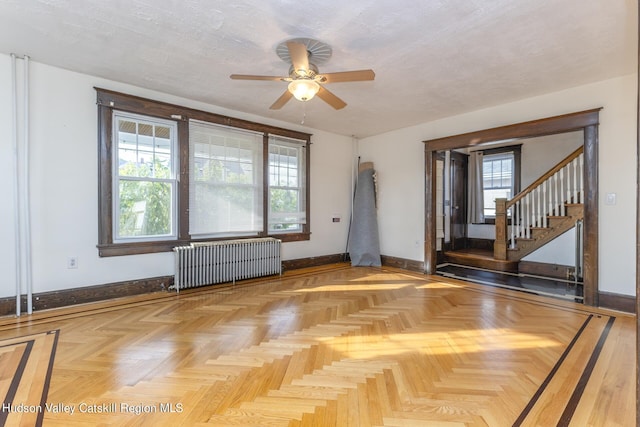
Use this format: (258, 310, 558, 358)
(287, 41, 310, 74)
(316, 85, 347, 110)
(270, 90, 293, 110)
(318, 69, 375, 83)
(230, 74, 286, 81)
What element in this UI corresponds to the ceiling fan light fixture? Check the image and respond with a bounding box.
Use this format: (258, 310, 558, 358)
(288, 79, 320, 102)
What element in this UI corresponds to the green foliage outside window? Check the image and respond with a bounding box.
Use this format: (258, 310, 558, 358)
(118, 161, 172, 238)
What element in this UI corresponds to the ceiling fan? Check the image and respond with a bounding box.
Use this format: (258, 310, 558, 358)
(230, 38, 375, 110)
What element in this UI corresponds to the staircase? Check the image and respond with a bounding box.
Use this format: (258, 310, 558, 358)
(494, 146, 584, 262)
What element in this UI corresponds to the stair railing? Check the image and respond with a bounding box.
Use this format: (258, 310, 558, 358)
(494, 146, 584, 260)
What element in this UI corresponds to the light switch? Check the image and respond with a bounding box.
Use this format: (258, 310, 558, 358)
(605, 193, 616, 205)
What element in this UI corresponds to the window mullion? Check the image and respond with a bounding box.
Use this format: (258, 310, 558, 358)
(262, 133, 269, 237)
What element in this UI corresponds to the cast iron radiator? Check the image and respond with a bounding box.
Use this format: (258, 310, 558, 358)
(172, 238, 281, 291)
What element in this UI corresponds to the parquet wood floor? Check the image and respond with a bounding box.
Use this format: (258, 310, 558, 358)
(0, 264, 634, 426)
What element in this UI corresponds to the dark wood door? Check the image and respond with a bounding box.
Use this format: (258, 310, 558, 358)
(449, 152, 467, 250)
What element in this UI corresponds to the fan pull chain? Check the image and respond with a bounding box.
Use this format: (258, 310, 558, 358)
(301, 101, 307, 125)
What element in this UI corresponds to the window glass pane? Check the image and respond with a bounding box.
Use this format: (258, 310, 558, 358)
(114, 113, 177, 242)
(483, 188, 512, 217)
(154, 126, 172, 176)
(116, 118, 173, 179)
(188, 120, 264, 237)
(190, 182, 261, 234)
(482, 152, 514, 217)
(117, 120, 139, 177)
(270, 188, 300, 231)
(118, 180, 173, 238)
(268, 136, 306, 232)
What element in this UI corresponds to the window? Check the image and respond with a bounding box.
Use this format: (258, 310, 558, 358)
(113, 113, 178, 242)
(269, 136, 307, 233)
(481, 147, 521, 219)
(96, 89, 311, 256)
(483, 152, 513, 217)
(189, 121, 264, 238)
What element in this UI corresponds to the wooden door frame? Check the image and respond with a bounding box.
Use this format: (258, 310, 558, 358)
(448, 151, 468, 251)
(423, 108, 601, 306)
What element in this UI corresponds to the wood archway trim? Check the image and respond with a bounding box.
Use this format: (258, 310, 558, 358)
(423, 108, 601, 306)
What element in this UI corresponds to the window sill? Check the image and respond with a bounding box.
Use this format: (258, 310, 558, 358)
(97, 232, 310, 257)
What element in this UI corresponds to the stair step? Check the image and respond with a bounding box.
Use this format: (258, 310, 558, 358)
(443, 250, 518, 273)
(530, 227, 552, 231)
(565, 204, 584, 216)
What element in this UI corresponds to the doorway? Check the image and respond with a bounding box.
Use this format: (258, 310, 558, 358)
(423, 109, 600, 306)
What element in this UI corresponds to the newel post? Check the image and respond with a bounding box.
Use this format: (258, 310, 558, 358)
(494, 198, 508, 260)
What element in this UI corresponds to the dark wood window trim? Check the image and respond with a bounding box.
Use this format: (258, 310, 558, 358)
(96, 88, 312, 257)
(473, 144, 522, 224)
(424, 108, 601, 306)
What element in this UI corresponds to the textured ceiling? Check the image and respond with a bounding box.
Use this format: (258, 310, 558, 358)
(0, 0, 636, 138)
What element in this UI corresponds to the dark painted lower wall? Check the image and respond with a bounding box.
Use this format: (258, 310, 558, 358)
(0, 276, 173, 317)
(380, 255, 424, 272)
(0, 253, 633, 316)
(598, 291, 636, 314)
(0, 254, 348, 317)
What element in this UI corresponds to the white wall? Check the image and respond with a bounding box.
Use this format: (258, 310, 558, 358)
(0, 54, 354, 298)
(1, 54, 635, 300)
(520, 131, 584, 188)
(359, 74, 637, 296)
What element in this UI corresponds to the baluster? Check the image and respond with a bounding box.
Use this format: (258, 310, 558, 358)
(537, 183, 541, 228)
(547, 179, 553, 225)
(522, 196, 528, 240)
(531, 189, 536, 229)
(559, 167, 565, 216)
(542, 180, 547, 228)
(515, 200, 520, 240)
(553, 172, 559, 216)
(529, 192, 535, 236)
(571, 158, 579, 203)
(564, 164, 569, 206)
(529, 188, 536, 227)
(509, 204, 515, 248)
(579, 153, 584, 203)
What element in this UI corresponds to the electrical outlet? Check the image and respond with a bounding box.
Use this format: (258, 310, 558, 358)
(67, 256, 78, 269)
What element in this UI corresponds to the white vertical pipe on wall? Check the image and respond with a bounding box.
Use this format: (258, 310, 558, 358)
(11, 54, 21, 317)
(9, 54, 34, 316)
(23, 56, 33, 315)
